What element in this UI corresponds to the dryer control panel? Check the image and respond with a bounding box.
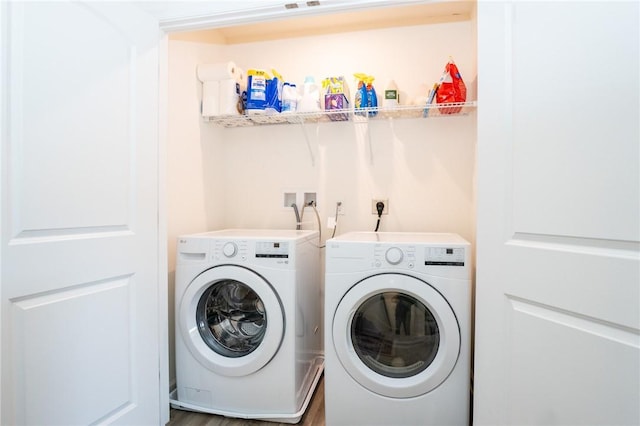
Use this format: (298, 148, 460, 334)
(326, 232, 471, 280)
(425, 247, 465, 266)
(373, 244, 417, 269)
(372, 245, 466, 268)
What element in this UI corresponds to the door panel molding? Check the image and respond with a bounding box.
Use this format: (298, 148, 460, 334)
(11, 275, 137, 425)
(504, 296, 640, 425)
(6, 1, 139, 239)
(9, 226, 133, 245)
(508, 295, 640, 348)
(507, 233, 640, 258)
(508, 2, 639, 243)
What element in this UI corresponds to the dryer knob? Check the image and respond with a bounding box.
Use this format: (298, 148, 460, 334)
(385, 247, 404, 265)
(222, 242, 238, 258)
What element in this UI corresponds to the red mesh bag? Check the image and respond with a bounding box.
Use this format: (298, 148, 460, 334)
(436, 61, 466, 114)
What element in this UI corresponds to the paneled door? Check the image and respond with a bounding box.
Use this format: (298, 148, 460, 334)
(474, 1, 639, 425)
(1, 1, 162, 424)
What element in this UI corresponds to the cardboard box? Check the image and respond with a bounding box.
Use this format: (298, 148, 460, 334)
(324, 94, 350, 121)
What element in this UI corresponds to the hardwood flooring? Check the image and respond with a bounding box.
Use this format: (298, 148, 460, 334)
(166, 375, 325, 426)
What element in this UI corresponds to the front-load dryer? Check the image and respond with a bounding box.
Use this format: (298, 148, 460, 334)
(325, 232, 471, 426)
(171, 229, 323, 423)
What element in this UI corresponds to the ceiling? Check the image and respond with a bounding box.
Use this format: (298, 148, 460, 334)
(134, 0, 475, 44)
(135, 0, 287, 22)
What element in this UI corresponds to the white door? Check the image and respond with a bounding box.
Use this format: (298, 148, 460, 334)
(1, 2, 162, 424)
(474, 1, 639, 425)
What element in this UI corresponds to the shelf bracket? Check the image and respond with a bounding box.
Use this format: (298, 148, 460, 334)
(366, 115, 373, 165)
(353, 113, 373, 165)
(297, 116, 316, 167)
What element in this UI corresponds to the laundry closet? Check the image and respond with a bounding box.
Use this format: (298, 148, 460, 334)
(165, 0, 477, 394)
(1, 1, 636, 424)
(163, 1, 639, 424)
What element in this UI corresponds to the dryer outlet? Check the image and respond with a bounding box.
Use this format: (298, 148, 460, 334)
(371, 199, 389, 215)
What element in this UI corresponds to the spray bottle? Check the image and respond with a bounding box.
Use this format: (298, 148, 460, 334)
(364, 75, 378, 117)
(353, 73, 369, 116)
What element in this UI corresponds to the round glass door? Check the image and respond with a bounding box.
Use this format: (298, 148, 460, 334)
(196, 279, 267, 358)
(180, 265, 284, 377)
(333, 273, 460, 398)
(352, 292, 440, 379)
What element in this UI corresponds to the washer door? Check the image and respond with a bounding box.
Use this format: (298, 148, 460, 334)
(179, 265, 284, 377)
(332, 273, 460, 398)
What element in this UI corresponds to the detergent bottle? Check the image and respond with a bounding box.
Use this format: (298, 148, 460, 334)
(281, 83, 298, 113)
(298, 76, 321, 113)
(246, 69, 270, 114)
(265, 68, 283, 114)
(383, 80, 399, 109)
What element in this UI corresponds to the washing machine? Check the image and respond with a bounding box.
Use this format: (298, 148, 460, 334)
(171, 229, 323, 423)
(325, 232, 472, 426)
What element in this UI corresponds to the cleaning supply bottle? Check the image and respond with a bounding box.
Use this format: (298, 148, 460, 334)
(265, 68, 283, 114)
(383, 80, 399, 109)
(298, 76, 321, 113)
(246, 69, 270, 114)
(423, 82, 440, 117)
(281, 82, 298, 113)
(364, 75, 378, 117)
(353, 73, 368, 116)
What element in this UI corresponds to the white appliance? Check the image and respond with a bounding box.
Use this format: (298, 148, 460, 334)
(171, 229, 323, 423)
(325, 232, 472, 425)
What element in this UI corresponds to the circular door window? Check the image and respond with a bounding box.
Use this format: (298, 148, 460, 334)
(196, 279, 267, 358)
(351, 292, 440, 379)
(333, 273, 460, 398)
(180, 265, 284, 377)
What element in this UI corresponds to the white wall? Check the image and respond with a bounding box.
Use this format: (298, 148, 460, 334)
(215, 20, 476, 240)
(216, 116, 476, 239)
(167, 19, 476, 387)
(166, 40, 227, 385)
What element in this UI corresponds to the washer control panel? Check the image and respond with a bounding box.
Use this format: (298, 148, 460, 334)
(255, 241, 289, 259)
(222, 242, 238, 258)
(213, 240, 291, 261)
(213, 240, 249, 261)
(212, 239, 292, 265)
(384, 247, 404, 265)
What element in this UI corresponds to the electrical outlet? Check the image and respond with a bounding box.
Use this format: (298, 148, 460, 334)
(371, 199, 389, 215)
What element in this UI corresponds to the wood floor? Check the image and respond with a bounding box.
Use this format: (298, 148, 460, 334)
(166, 375, 325, 426)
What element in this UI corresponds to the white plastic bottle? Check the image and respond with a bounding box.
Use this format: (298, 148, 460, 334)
(281, 83, 298, 113)
(298, 76, 321, 113)
(383, 80, 399, 109)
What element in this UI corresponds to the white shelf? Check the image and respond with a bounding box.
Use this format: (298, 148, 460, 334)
(204, 102, 476, 128)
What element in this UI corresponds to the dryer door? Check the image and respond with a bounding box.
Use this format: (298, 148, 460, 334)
(332, 273, 460, 398)
(179, 265, 284, 377)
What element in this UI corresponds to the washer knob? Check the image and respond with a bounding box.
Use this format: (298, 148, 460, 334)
(222, 242, 238, 258)
(385, 247, 404, 265)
